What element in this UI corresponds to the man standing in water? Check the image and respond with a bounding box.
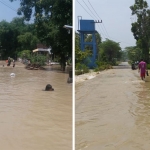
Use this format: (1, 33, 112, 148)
(138, 59, 147, 80)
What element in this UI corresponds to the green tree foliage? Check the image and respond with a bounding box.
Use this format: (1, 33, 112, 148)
(17, 32, 39, 50)
(98, 39, 122, 65)
(29, 55, 47, 66)
(10, 0, 72, 71)
(130, 0, 150, 62)
(85, 33, 102, 45)
(18, 50, 31, 58)
(121, 50, 128, 61)
(75, 32, 92, 74)
(18, 49, 47, 66)
(0, 19, 25, 59)
(125, 46, 142, 62)
(75, 32, 102, 64)
(0, 17, 39, 59)
(85, 33, 102, 53)
(75, 32, 91, 65)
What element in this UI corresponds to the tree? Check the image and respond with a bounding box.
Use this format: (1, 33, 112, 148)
(85, 33, 102, 54)
(17, 32, 39, 50)
(99, 39, 122, 64)
(0, 19, 23, 59)
(125, 46, 142, 62)
(75, 32, 91, 65)
(75, 32, 91, 74)
(85, 33, 102, 46)
(121, 50, 128, 61)
(10, 0, 72, 71)
(0, 17, 39, 59)
(130, 0, 150, 62)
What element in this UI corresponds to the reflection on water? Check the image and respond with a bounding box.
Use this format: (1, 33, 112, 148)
(0, 62, 72, 150)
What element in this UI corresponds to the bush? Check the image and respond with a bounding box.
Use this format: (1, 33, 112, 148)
(29, 54, 47, 66)
(111, 59, 117, 65)
(18, 50, 31, 59)
(147, 64, 150, 69)
(95, 61, 112, 71)
(75, 63, 89, 75)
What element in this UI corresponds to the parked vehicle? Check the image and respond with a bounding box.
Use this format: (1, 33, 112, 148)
(131, 62, 136, 70)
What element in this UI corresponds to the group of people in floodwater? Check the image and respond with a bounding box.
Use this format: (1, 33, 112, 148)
(6, 57, 54, 91)
(132, 59, 149, 80)
(6, 57, 15, 67)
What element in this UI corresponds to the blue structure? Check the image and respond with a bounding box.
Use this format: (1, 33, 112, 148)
(78, 19, 97, 68)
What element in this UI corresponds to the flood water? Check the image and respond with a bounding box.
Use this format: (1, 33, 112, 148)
(0, 61, 72, 150)
(75, 67, 150, 150)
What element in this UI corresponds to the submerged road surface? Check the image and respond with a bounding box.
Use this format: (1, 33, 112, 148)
(76, 62, 150, 150)
(0, 61, 72, 150)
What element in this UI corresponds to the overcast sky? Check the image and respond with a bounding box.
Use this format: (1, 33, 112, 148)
(75, 0, 138, 49)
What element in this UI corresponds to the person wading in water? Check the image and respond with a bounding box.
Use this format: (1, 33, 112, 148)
(138, 59, 147, 80)
(45, 84, 54, 91)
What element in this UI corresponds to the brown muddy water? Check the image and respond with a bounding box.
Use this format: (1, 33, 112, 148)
(76, 67, 150, 150)
(0, 61, 72, 150)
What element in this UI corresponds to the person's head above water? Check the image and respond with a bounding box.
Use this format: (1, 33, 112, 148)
(45, 84, 54, 91)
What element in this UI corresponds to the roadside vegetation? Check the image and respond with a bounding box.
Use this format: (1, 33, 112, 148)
(75, 32, 123, 75)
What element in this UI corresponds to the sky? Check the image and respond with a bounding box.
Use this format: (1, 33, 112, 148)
(0, 0, 20, 22)
(0, 0, 139, 50)
(75, 0, 137, 49)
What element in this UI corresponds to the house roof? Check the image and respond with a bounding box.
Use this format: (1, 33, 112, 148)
(33, 48, 51, 54)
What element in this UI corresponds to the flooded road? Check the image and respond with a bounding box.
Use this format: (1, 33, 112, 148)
(75, 62, 150, 150)
(0, 61, 72, 150)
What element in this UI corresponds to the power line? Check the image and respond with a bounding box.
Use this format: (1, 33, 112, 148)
(76, 1, 135, 47)
(82, 0, 108, 38)
(76, 0, 94, 19)
(97, 25, 106, 39)
(87, 0, 134, 47)
(80, 0, 109, 39)
(0, 0, 17, 12)
(77, 0, 108, 38)
(88, 0, 110, 38)
(82, 0, 98, 20)
(88, 0, 102, 20)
